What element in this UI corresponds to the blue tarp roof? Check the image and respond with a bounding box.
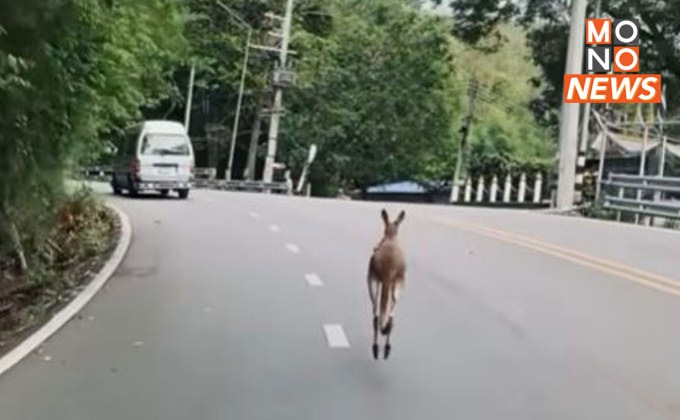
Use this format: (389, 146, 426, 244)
(366, 180, 429, 194)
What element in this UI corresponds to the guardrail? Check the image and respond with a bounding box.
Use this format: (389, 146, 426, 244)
(79, 166, 292, 195)
(600, 173, 680, 221)
(194, 167, 216, 180)
(194, 179, 292, 194)
(81, 167, 112, 182)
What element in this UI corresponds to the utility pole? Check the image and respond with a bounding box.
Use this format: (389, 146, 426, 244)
(657, 84, 667, 176)
(593, 108, 609, 201)
(226, 27, 252, 181)
(450, 79, 478, 203)
(556, 0, 587, 210)
(184, 63, 196, 133)
(635, 112, 649, 224)
(296, 144, 317, 194)
(262, 0, 294, 183)
(651, 85, 667, 226)
(576, 0, 602, 202)
(216, 0, 254, 181)
(244, 93, 266, 180)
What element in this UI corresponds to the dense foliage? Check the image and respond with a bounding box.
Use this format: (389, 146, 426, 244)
(445, 0, 680, 126)
(281, 0, 459, 194)
(449, 25, 554, 178)
(0, 0, 186, 267)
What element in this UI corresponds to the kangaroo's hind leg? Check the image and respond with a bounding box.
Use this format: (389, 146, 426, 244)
(368, 271, 381, 360)
(384, 281, 402, 360)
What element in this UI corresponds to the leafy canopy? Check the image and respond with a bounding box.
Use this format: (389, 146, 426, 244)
(282, 0, 458, 193)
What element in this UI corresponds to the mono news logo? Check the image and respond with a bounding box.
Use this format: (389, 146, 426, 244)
(563, 18, 662, 104)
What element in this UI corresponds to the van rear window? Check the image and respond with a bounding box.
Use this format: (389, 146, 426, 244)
(141, 134, 190, 156)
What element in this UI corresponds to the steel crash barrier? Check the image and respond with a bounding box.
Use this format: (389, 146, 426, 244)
(79, 165, 291, 194)
(193, 167, 217, 181)
(194, 178, 292, 194)
(600, 173, 680, 221)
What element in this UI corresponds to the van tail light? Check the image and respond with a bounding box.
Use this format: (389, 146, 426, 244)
(130, 159, 140, 177)
(188, 161, 194, 176)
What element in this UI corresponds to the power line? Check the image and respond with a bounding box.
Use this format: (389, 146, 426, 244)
(474, 90, 527, 116)
(471, 82, 532, 116)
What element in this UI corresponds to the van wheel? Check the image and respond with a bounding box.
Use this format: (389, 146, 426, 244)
(177, 189, 190, 199)
(128, 177, 139, 197)
(111, 177, 122, 195)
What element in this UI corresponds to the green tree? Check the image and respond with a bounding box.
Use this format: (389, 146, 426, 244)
(281, 0, 458, 194)
(450, 25, 554, 178)
(152, 0, 334, 178)
(446, 0, 680, 126)
(0, 0, 186, 267)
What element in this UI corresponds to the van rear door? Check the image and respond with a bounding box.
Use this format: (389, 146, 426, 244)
(137, 132, 193, 182)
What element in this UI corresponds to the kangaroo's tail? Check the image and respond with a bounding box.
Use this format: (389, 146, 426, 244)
(378, 279, 394, 335)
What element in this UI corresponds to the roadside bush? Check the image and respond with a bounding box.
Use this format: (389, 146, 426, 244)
(579, 202, 616, 220)
(34, 189, 115, 283)
(0, 188, 117, 346)
(1, 188, 116, 288)
(663, 218, 680, 230)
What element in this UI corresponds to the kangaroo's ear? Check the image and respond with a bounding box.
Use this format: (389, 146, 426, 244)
(396, 210, 406, 225)
(381, 209, 390, 226)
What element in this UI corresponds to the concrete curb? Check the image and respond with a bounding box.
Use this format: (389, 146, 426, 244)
(0, 203, 132, 377)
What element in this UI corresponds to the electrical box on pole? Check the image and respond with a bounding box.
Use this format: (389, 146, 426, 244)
(262, 0, 295, 184)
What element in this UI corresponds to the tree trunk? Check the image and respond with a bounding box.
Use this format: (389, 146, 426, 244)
(245, 93, 266, 181)
(9, 222, 28, 273)
(2, 202, 28, 273)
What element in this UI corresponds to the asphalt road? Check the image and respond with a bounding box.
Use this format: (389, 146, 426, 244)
(2, 185, 680, 420)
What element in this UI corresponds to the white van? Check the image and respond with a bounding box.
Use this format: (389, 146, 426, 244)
(111, 120, 195, 199)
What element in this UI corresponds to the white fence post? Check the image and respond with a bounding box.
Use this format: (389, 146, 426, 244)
(476, 176, 484, 202)
(533, 172, 542, 204)
(518, 172, 527, 203)
(285, 170, 293, 195)
(451, 182, 460, 203)
(503, 174, 512, 203)
(616, 186, 624, 221)
(490, 175, 498, 203)
(464, 177, 472, 202)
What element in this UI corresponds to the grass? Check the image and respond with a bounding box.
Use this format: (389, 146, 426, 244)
(580, 201, 680, 230)
(663, 218, 680, 230)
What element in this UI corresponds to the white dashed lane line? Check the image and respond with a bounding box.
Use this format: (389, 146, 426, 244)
(304, 273, 323, 287)
(323, 324, 350, 348)
(285, 243, 300, 254)
(269, 225, 280, 232)
(249, 211, 260, 218)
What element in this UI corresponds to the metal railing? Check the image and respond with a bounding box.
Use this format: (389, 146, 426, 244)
(195, 178, 292, 194)
(600, 173, 680, 220)
(81, 166, 112, 182)
(193, 167, 217, 180)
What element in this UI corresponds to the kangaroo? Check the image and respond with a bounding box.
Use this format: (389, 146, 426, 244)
(368, 209, 406, 360)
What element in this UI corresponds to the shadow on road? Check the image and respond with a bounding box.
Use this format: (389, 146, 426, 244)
(112, 192, 184, 201)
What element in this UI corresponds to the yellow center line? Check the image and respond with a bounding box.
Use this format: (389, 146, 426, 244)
(425, 215, 680, 298)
